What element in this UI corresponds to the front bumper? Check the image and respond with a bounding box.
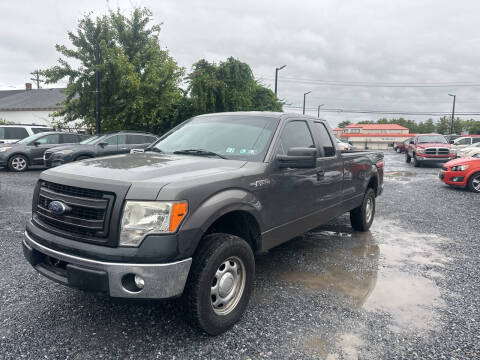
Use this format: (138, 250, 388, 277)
(415, 155, 455, 162)
(44, 154, 68, 168)
(439, 170, 467, 187)
(23, 231, 192, 299)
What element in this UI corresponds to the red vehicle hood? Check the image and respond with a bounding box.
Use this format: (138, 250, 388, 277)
(444, 157, 480, 167)
(416, 143, 451, 148)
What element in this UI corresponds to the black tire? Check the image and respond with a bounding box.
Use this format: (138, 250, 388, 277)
(8, 154, 29, 172)
(182, 233, 255, 335)
(350, 188, 376, 231)
(467, 172, 480, 193)
(75, 155, 92, 161)
(405, 152, 411, 163)
(413, 156, 421, 167)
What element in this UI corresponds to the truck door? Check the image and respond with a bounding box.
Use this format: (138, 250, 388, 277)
(311, 121, 344, 213)
(268, 120, 319, 227)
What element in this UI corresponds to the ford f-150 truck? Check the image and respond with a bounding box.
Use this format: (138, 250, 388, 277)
(23, 112, 384, 335)
(405, 133, 455, 167)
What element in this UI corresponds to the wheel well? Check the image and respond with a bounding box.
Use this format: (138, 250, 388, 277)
(368, 176, 378, 196)
(204, 210, 261, 252)
(75, 154, 93, 161)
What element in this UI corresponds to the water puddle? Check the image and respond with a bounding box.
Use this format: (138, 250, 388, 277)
(269, 219, 450, 333)
(384, 171, 418, 182)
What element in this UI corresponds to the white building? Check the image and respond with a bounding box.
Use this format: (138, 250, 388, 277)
(0, 84, 65, 126)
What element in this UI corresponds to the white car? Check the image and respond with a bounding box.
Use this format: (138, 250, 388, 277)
(450, 136, 480, 152)
(336, 138, 352, 151)
(0, 124, 53, 144)
(456, 142, 480, 157)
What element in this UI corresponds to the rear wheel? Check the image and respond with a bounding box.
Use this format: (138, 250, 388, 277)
(467, 172, 480, 193)
(405, 152, 411, 163)
(350, 188, 376, 231)
(182, 233, 255, 335)
(8, 154, 29, 172)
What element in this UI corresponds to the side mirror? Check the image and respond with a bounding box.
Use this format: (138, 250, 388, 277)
(276, 147, 317, 169)
(410, 141, 414, 145)
(98, 142, 108, 148)
(450, 140, 454, 144)
(33, 141, 41, 147)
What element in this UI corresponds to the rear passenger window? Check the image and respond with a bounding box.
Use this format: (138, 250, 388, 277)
(314, 122, 336, 157)
(32, 127, 53, 134)
(117, 135, 128, 145)
(277, 121, 314, 155)
(5, 127, 29, 139)
(473, 138, 480, 144)
(61, 134, 78, 143)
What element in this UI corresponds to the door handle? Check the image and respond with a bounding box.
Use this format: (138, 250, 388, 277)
(316, 170, 325, 181)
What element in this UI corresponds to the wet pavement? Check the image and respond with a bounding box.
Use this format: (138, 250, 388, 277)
(1, 152, 479, 359)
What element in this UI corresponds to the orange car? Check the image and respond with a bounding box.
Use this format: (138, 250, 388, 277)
(439, 154, 480, 193)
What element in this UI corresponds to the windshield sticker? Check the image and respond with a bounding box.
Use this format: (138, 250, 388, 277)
(226, 147, 235, 153)
(248, 149, 256, 155)
(239, 149, 247, 154)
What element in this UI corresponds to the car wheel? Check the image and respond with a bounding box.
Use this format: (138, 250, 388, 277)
(350, 188, 376, 231)
(182, 233, 255, 335)
(413, 156, 421, 167)
(8, 154, 29, 172)
(467, 172, 480, 193)
(405, 153, 411, 163)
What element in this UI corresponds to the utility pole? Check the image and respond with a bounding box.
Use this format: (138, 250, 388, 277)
(317, 104, 324, 118)
(274, 65, 286, 97)
(30, 70, 44, 89)
(95, 44, 101, 134)
(303, 91, 311, 115)
(448, 93, 456, 135)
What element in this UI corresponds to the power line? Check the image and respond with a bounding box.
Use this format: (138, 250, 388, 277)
(283, 106, 480, 116)
(261, 76, 480, 88)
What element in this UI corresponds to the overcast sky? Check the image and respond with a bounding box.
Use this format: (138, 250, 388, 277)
(1, 0, 480, 126)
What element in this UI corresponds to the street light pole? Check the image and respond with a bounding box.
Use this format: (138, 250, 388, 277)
(317, 104, 325, 118)
(303, 91, 311, 115)
(448, 93, 456, 134)
(274, 65, 286, 97)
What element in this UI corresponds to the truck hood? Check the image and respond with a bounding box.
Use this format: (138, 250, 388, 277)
(42, 153, 247, 199)
(416, 143, 451, 148)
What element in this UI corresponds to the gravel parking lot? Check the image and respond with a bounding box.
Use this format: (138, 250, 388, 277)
(0, 151, 479, 359)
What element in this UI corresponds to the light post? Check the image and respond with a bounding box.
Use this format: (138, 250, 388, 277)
(448, 93, 456, 135)
(274, 65, 286, 97)
(317, 104, 325, 118)
(303, 91, 311, 115)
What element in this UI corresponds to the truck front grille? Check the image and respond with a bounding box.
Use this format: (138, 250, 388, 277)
(34, 181, 115, 244)
(424, 147, 450, 156)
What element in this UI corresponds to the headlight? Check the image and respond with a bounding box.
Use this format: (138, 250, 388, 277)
(416, 148, 425, 154)
(0, 147, 12, 152)
(55, 149, 74, 155)
(451, 165, 469, 171)
(120, 201, 187, 247)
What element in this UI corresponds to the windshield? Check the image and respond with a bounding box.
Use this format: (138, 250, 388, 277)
(150, 115, 279, 162)
(16, 132, 49, 144)
(80, 135, 107, 144)
(417, 135, 447, 144)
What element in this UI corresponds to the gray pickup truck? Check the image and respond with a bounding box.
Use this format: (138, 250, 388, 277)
(23, 112, 384, 335)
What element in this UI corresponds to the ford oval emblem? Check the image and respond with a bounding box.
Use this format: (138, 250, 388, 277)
(48, 200, 68, 215)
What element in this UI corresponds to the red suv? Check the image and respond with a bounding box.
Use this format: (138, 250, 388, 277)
(406, 134, 455, 167)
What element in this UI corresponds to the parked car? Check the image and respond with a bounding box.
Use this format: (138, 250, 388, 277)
(43, 131, 158, 167)
(450, 135, 480, 152)
(444, 134, 461, 143)
(405, 133, 455, 167)
(23, 112, 384, 335)
(393, 138, 411, 153)
(0, 124, 53, 144)
(0, 132, 89, 172)
(456, 142, 480, 158)
(336, 138, 352, 150)
(439, 154, 480, 193)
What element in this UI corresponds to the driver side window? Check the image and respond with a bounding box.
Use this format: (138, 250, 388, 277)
(276, 121, 314, 155)
(104, 136, 118, 145)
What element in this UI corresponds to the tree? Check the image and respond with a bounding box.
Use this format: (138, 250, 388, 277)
(436, 116, 450, 134)
(188, 57, 282, 115)
(337, 120, 351, 128)
(42, 8, 185, 134)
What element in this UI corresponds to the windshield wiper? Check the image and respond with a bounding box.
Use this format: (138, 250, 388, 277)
(173, 149, 227, 159)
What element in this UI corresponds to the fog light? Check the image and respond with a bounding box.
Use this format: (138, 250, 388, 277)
(134, 275, 145, 289)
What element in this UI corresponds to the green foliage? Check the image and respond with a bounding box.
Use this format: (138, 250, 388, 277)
(0, 118, 14, 125)
(337, 120, 351, 128)
(42, 8, 185, 134)
(188, 57, 283, 115)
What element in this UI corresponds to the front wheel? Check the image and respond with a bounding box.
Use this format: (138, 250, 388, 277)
(467, 172, 480, 193)
(182, 233, 255, 335)
(8, 154, 29, 172)
(413, 156, 421, 167)
(350, 188, 376, 231)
